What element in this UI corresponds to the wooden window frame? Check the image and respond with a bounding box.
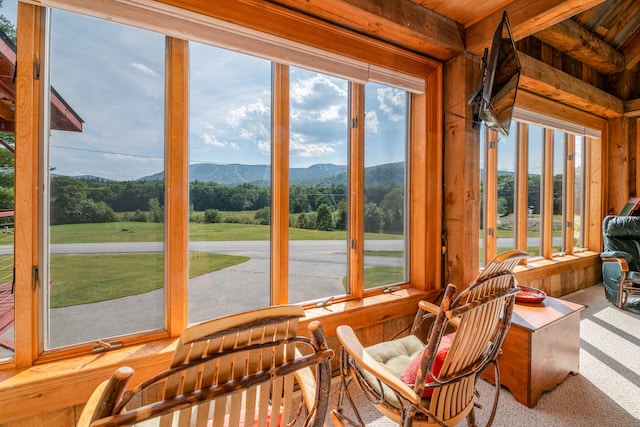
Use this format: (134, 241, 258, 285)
(481, 98, 605, 263)
(7, 0, 442, 369)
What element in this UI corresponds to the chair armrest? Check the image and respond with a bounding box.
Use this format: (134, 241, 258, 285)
(335, 325, 421, 406)
(418, 300, 460, 328)
(601, 251, 633, 263)
(601, 257, 630, 273)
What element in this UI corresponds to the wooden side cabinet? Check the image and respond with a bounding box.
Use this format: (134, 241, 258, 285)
(482, 296, 584, 407)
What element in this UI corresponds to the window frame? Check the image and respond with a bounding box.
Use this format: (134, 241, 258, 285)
(9, 0, 443, 366)
(480, 95, 605, 263)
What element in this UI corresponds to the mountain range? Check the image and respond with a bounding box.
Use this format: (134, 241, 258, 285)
(139, 162, 405, 187)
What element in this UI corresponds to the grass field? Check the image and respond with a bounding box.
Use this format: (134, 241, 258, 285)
(49, 252, 248, 308)
(1, 221, 405, 306)
(47, 221, 402, 244)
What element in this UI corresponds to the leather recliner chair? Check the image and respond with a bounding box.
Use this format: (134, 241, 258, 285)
(601, 215, 640, 314)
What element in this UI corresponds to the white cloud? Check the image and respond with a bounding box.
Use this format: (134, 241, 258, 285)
(227, 100, 270, 127)
(365, 110, 379, 134)
(290, 133, 336, 157)
(377, 87, 406, 121)
(201, 133, 239, 149)
(130, 62, 157, 77)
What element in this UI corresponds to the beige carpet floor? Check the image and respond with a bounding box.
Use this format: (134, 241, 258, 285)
(326, 284, 640, 426)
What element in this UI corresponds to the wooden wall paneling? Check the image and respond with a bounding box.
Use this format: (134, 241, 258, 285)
(165, 37, 189, 335)
(271, 64, 290, 305)
(420, 65, 444, 291)
(634, 118, 639, 197)
(607, 117, 629, 215)
(585, 134, 604, 251)
(443, 53, 481, 288)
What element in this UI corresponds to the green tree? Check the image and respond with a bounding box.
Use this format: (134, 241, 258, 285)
(50, 176, 116, 224)
(380, 188, 403, 233)
(315, 203, 333, 231)
(297, 212, 308, 229)
(204, 208, 222, 223)
(148, 197, 163, 223)
(334, 200, 347, 230)
(0, 1, 16, 44)
(364, 202, 384, 233)
(254, 207, 270, 225)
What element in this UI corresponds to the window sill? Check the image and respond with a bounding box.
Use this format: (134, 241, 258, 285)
(0, 287, 436, 424)
(514, 250, 601, 285)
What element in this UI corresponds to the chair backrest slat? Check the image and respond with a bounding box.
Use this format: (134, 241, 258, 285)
(82, 306, 332, 427)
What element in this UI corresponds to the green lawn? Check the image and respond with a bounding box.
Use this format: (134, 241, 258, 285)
(1, 221, 404, 307)
(49, 252, 248, 308)
(47, 221, 402, 244)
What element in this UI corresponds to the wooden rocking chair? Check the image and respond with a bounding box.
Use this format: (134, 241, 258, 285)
(78, 305, 333, 427)
(330, 250, 527, 427)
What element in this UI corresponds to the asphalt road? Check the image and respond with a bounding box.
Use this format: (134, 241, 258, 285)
(0, 237, 560, 350)
(19, 240, 404, 348)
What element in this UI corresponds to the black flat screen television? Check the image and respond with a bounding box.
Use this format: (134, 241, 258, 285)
(479, 12, 521, 136)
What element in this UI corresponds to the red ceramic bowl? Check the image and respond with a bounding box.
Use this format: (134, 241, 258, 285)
(516, 285, 547, 303)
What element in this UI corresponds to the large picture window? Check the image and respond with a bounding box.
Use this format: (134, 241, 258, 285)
(27, 1, 426, 355)
(44, 9, 166, 350)
(188, 41, 272, 322)
(480, 114, 598, 264)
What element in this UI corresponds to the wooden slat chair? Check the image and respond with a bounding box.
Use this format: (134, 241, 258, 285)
(330, 250, 527, 427)
(78, 305, 333, 427)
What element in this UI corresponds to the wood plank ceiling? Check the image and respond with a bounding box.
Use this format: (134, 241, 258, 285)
(270, 0, 640, 114)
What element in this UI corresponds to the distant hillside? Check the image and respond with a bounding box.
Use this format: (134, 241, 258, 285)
(140, 163, 348, 185)
(138, 162, 406, 187)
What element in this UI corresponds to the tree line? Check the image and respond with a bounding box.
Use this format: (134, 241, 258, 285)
(46, 175, 406, 234)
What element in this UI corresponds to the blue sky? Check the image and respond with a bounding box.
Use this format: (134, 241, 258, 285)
(2, 3, 408, 181)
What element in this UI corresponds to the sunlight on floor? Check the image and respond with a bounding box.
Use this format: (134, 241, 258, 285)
(580, 307, 640, 421)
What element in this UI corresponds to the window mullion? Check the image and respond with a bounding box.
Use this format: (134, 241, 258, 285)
(564, 134, 576, 254)
(484, 129, 498, 261)
(515, 122, 529, 252)
(542, 128, 555, 258)
(271, 63, 289, 305)
(348, 83, 364, 299)
(165, 37, 189, 335)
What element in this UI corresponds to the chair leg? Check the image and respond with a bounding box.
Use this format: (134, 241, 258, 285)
(470, 361, 500, 427)
(330, 350, 366, 427)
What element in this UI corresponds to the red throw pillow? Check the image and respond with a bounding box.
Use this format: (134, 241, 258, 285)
(401, 333, 455, 397)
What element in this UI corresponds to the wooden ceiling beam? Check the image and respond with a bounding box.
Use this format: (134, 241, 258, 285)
(267, 0, 464, 60)
(534, 19, 624, 74)
(624, 98, 640, 117)
(466, 0, 607, 55)
(518, 52, 623, 118)
(622, 29, 640, 70)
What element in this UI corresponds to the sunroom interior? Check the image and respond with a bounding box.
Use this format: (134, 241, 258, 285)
(0, 0, 639, 425)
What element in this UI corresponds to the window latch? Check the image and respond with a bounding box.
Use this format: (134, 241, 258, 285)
(315, 296, 333, 309)
(32, 265, 38, 291)
(92, 340, 123, 353)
